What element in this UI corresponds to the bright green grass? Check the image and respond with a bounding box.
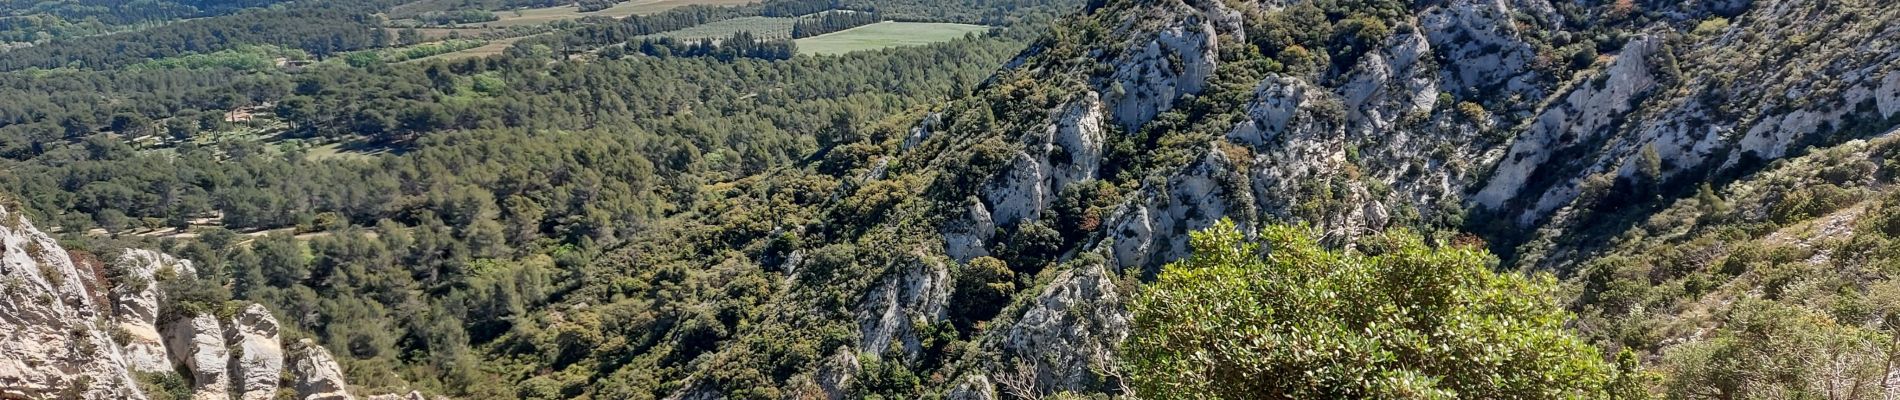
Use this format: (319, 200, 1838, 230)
(793, 22, 990, 56)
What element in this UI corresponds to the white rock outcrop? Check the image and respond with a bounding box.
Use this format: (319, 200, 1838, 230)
(941, 197, 996, 263)
(811, 347, 859, 400)
(0, 205, 148, 399)
(1475, 36, 1666, 215)
(364, 391, 427, 400)
(289, 338, 355, 400)
(1107, 150, 1247, 272)
(1104, 18, 1220, 130)
(0, 205, 368, 400)
(997, 263, 1129, 393)
(944, 374, 996, 400)
(855, 256, 951, 361)
(984, 94, 1107, 227)
(165, 313, 231, 400)
(226, 303, 285, 400)
(1423, 0, 1541, 99)
(112, 249, 196, 374)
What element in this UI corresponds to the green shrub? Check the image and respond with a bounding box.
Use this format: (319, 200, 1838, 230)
(1125, 220, 1619, 399)
(1661, 301, 1896, 399)
(1769, 183, 1857, 224)
(951, 256, 1016, 331)
(1691, 17, 1730, 38)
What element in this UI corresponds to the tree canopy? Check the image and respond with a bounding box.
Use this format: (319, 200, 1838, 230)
(1125, 220, 1635, 399)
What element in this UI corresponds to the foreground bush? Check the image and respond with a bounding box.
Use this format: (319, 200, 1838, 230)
(1126, 220, 1630, 399)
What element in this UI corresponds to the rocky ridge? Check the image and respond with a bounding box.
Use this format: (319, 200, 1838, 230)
(827, 0, 1900, 396)
(0, 204, 414, 400)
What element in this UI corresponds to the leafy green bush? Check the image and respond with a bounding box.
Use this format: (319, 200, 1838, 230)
(1125, 220, 1620, 399)
(1769, 183, 1857, 224)
(951, 256, 1016, 330)
(1661, 300, 1898, 400)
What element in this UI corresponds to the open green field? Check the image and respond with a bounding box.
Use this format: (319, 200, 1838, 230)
(793, 22, 989, 55)
(469, 0, 760, 28)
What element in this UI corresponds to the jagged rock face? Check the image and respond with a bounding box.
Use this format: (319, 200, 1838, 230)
(762, 0, 1900, 397)
(1099, 0, 1241, 130)
(1340, 32, 1437, 139)
(1105, 18, 1220, 130)
(1230, 75, 1357, 231)
(1475, 36, 1667, 222)
(855, 256, 952, 360)
(164, 313, 231, 400)
(1482, 0, 1900, 235)
(941, 197, 996, 263)
(944, 375, 996, 400)
(363, 391, 427, 400)
(289, 338, 355, 400)
(112, 249, 196, 374)
(0, 205, 369, 400)
(1422, 0, 1543, 100)
(226, 303, 284, 400)
(992, 262, 1129, 394)
(984, 94, 1108, 227)
(0, 205, 148, 399)
(811, 347, 859, 400)
(1107, 150, 1250, 273)
(901, 113, 943, 151)
(660, 381, 724, 400)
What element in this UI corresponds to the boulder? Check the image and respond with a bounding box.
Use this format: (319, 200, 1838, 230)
(225, 303, 284, 400)
(163, 313, 230, 400)
(289, 338, 354, 400)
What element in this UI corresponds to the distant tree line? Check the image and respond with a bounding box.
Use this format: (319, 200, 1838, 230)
(625, 32, 797, 60)
(0, 14, 108, 43)
(414, 9, 499, 25)
(791, 10, 880, 38)
(0, 0, 403, 71)
(0, 0, 294, 26)
(760, 0, 838, 17)
(576, 0, 620, 12)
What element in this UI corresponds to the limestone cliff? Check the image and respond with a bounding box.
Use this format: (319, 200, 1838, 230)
(0, 205, 147, 399)
(0, 204, 393, 400)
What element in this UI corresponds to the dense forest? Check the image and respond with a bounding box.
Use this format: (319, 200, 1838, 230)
(622, 32, 799, 60)
(0, 0, 399, 70)
(0, 0, 1079, 396)
(0, 0, 293, 26)
(791, 10, 881, 38)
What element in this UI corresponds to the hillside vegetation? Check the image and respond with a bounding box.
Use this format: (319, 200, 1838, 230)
(2, 0, 1899, 398)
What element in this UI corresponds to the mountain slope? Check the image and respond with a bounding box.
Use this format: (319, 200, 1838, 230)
(498, 0, 1900, 397)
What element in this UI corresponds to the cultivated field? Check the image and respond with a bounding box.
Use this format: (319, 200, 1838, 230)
(793, 22, 989, 55)
(468, 0, 761, 28)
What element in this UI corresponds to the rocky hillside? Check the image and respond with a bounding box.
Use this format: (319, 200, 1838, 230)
(0, 204, 427, 400)
(899, 0, 1893, 394)
(9, 0, 1897, 398)
(493, 0, 1900, 397)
